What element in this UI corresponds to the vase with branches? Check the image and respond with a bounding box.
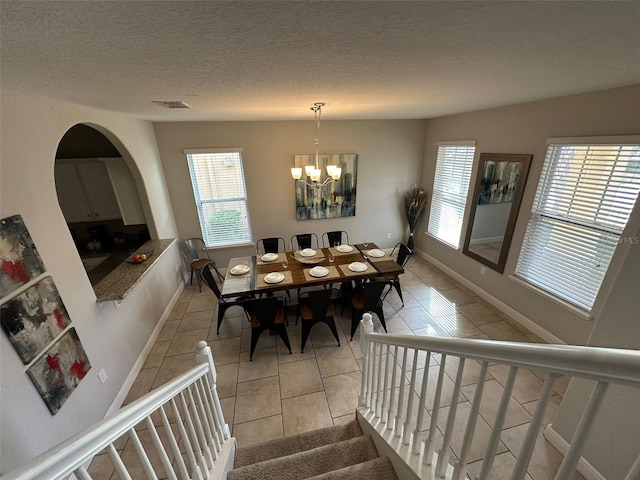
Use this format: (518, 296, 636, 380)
(403, 185, 427, 250)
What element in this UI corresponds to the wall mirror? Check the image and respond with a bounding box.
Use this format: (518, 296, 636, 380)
(463, 153, 532, 273)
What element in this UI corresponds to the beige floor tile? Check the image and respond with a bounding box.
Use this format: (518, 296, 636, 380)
(124, 367, 159, 405)
(521, 394, 563, 428)
(445, 357, 494, 387)
(457, 302, 501, 326)
(168, 301, 189, 321)
(307, 321, 345, 349)
(314, 344, 359, 378)
(240, 326, 277, 354)
(332, 413, 357, 425)
(177, 310, 213, 332)
(461, 379, 532, 430)
(216, 363, 239, 399)
(432, 314, 483, 337)
(143, 340, 171, 369)
(208, 312, 244, 341)
(176, 288, 194, 304)
(166, 329, 210, 357)
(185, 295, 218, 313)
(207, 337, 241, 365)
(282, 391, 333, 436)
(87, 452, 115, 480)
(417, 293, 458, 318)
(399, 306, 433, 330)
(238, 347, 279, 383)
(157, 320, 180, 342)
(466, 451, 533, 480)
(479, 321, 531, 342)
(279, 358, 323, 399)
(383, 316, 415, 335)
(219, 396, 235, 427)
(489, 365, 545, 404)
(404, 283, 439, 300)
(322, 371, 362, 418)
(436, 287, 475, 306)
(233, 414, 283, 447)
(234, 376, 281, 424)
(153, 353, 196, 388)
(411, 364, 465, 411)
(413, 324, 453, 338)
(277, 333, 316, 363)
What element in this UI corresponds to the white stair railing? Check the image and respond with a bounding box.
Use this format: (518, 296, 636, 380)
(358, 313, 640, 480)
(2, 341, 232, 480)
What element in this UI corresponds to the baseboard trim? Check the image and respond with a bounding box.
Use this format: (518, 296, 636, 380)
(544, 425, 606, 480)
(413, 248, 565, 345)
(104, 282, 185, 417)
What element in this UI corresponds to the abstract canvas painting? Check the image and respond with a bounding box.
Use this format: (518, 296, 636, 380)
(294, 154, 357, 220)
(1, 276, 71, 364)
(0, 214, 45, 298)
(27, 328, 91, 415)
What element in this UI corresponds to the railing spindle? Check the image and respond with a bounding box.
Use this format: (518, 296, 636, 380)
(179, 391, 208, 477)
(403, 350, 420, 445)
(170, 397, 202, 480)
(128, 427, 158, 479)
(376, 342, 386, 418)
(386, 345, 399, 430)
(412, 351, 432, 454)
(193, 379, 220, 458)
(159, 404, 190, 480)
(73, 466, 92, 480)
(187, 386, 214, 468)
(436, 357, 466, 477)
(144, 415, 178, 480)
(107, 443, 133, 480)
(424, 354, 447, 465)
(381, 343, 391, 424)
(200, 376, 224, 448)
(395, 347, 409, 438)
(196, 341, 229, 439)
(371, 342, 380, 415)
(624, 452, 640, 480)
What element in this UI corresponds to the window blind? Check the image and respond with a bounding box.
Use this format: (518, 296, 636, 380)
(185, 149, 253, 247)
(516, 141, 640, 311)
(427, 142, 476, 248)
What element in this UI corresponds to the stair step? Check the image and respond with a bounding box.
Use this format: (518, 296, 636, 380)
(227, 434, 378, 480)
(305, 456, 398, 480)
(233, 418, 362, 468)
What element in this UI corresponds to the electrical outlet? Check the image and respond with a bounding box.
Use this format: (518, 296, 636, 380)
(386, 232, 391, 239)
(98, 369, 108, 384)
(480, 267, 486, 275)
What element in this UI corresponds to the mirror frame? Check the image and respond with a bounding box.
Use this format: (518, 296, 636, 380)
(463, 153, 532, 273)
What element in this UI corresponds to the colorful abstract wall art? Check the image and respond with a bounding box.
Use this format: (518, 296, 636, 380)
(27, 328, 91, 415)
(0, 214, 45, 298)
(1, 276, 71, 364)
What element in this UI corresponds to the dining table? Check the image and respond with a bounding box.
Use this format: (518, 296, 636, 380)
(220, 243, 403, 299)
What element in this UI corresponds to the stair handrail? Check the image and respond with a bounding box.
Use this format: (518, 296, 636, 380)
(2, 341, 230, 480)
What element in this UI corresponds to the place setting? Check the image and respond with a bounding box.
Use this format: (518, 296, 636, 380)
(257, 252, 283, 264)
(257, 270, 293, 288)
(303, 265, 339, 282)
(338, 261, 371, 276)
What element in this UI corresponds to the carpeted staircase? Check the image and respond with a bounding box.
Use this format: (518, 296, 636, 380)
(227, 419, 398, 480)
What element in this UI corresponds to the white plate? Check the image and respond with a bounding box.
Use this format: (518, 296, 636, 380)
(230, 264, 250, 275)
(300, 248, 316, 257)
(348, 262, 368, 272)
(261, 253, 279, 262)
(264, 272, 285, 284)
(367, 249, 385, 258)
(309, 266, 329, 278)
(336, 245, 353, 253)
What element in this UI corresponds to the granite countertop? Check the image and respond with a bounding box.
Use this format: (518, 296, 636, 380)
(93, 238, 176, 302)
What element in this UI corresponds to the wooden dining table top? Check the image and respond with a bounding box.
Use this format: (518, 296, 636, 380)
(220, 243, 403, 298)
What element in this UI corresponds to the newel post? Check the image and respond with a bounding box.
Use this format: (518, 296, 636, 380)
(196, 341, 230, 439)
(359, 313, 374, 406)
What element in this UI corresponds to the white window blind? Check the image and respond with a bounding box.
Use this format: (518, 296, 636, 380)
(184, 149, 253, 247)
(427, 142, 476, 248)
(516, 140, 640, 311)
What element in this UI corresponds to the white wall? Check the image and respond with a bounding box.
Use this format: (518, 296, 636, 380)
(153, 119, 427, 266)
(418, 85, 640, 345)
(0, 88, 181, 473)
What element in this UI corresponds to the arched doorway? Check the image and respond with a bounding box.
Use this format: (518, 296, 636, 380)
(54, 124, 149, 285)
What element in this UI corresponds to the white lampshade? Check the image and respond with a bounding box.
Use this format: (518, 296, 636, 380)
(310, 168, 322, 182)
(304, 165, 315, 176)
(326, 165, 336, 175)
(291, 167, 302, 180)
(330, 167, 342, 180)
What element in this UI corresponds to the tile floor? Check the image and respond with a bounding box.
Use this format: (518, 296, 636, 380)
(94, 254, 585, 479)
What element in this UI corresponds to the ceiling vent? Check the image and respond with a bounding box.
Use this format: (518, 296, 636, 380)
(151, 100, 192, 109)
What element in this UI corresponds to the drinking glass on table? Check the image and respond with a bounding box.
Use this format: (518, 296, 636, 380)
(334, 241, 340, 249)
(328, 253, 335, 264)
(363, 239, 370, 249)
(282, 259, 289, 269)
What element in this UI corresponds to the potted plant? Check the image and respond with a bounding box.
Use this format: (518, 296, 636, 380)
(403, 185, 427, 250)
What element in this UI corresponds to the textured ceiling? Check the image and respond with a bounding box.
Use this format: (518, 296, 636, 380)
(2, 1, 639, 121)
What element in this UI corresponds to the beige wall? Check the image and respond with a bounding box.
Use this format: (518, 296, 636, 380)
(154, 119, 427, 266)
(0, 88, 181, 473)
(418, 85, 640, 345)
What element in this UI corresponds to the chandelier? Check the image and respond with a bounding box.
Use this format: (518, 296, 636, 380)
(291, 102, 341, 187)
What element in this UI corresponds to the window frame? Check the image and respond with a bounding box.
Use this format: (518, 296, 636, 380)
(183, 148, 253, 248)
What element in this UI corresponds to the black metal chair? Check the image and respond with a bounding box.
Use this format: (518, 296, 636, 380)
(243, 296, 292, 361)
(350, 280, 388, 340)
(181, 238, 223, 292)
(381, 243, 413, 306)
(295, 288, 340, 353)
(322, 230, 349, 247)
(256, 237, 286, 255)
(200, 263, 251, 334)
(291, 233, 319, 251)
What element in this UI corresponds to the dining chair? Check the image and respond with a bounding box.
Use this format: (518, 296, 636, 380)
(349, 279, 388, 340)
(256, 237, 286, 255)
(181, 238, 224, 292)
(322, 230, 349, 247)
(291, 233, 319, 251)
(200, 263, 251, 334)
(381, 243, 413, 306)
(295, 288, 340, 353)
(243, 296, 292, 361)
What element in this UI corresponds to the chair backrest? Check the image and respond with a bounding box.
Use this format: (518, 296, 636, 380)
(322, 231, 349, 247)
(243, 296, 283, 329)
(291, 233, 318, 250)
(392, 243, 412, 268)
(362, 280, 387, 309)
(182, 238, 209, 262)
(301, 288, 334, 321)
(256, 237, 285, 254)
(200, 263, 223, 300)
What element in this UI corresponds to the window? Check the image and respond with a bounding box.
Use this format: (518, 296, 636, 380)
(427, 141, 476, 248)
(184, 148, 252, 247)
(515, 138, 640, 311)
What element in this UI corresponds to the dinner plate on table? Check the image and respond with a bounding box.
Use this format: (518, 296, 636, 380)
(264, 272, 285, 284)
(348, 262, 368, 272)
(336, 245, 353, 253)
(230, 264, 250, 275)
(300, 248, 316, 257)
(261, 253, 279, 262)
(309, 266, 329, 278)
(367, 249, 385, 258)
